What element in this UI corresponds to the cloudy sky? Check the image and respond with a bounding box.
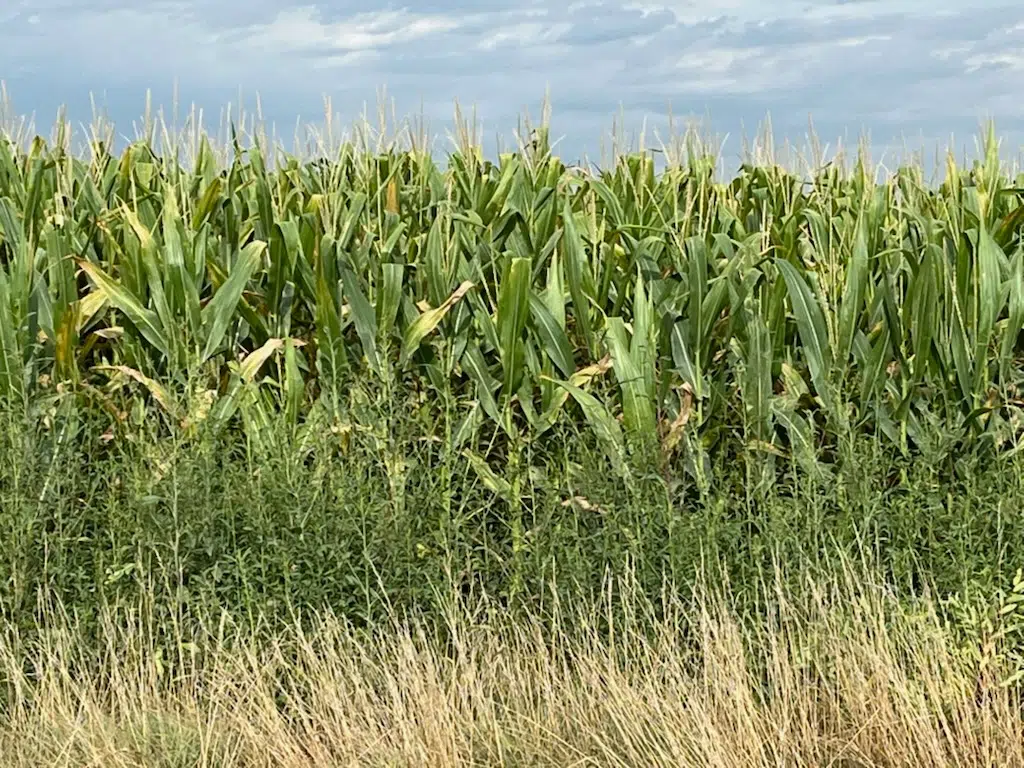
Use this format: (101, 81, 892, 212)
(1, 0, 1023, 170)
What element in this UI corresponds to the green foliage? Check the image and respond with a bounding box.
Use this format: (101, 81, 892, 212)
(2, 115, 1024, 477)
(3, 108, 1024, 665)
(1, 396, 1023, 643)
(945, 568, 1024, 687)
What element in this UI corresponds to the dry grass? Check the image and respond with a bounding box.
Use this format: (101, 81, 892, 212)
(0, 569, 1021, 767)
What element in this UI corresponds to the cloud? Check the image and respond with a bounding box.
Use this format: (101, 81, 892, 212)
(1, 0, 1024, 164)
(476, 22, 572, 51)
(234, 7, 463, 55)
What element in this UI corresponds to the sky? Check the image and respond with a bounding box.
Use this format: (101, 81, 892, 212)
(2, 0, 1024, 173)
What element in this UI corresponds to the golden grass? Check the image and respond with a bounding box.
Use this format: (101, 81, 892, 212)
(0, 569, 1021, 767)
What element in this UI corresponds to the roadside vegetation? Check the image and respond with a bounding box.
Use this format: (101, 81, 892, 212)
(2, 95, 1024, 764)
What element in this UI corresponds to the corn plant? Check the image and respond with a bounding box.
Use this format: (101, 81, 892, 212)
(2, 109, 1024, 483)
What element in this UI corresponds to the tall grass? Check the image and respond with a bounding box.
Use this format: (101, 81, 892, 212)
(1, 565, 1023, 767)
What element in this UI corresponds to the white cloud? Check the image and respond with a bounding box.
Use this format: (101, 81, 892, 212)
(965, 52, 1024, 73)
(240, 7, 463, 54)
(627, 0, 1008, 26)
(476, 22, 572, 50)
(667, 34, 894, 95)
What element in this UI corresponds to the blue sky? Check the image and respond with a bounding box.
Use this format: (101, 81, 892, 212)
(2, 0, 1023, 170)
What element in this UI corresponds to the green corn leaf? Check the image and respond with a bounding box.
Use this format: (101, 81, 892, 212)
(878, 262, 906, 367)
(1000, 250, 1024, 383)
(200, 240, 265, 362)
(0, 198, 24, 252)
(461, 341, 503, 427)
(464, 451, 515, 503)
(192, 176, 224, 231)
(743, 308, 772, 441)
(561, 199, 596, 355)
(248, 146, 274, 238)
(269, 220, 302, 325)
(452, 401, 484, 449)
(120, 205, 175, 358)
(908, 245, 938, 382)
(0, 268, 23, 401)
(161, 185, 202, 340)
(496, 257, 531, 396)
(542, 250, 566, 329)
(777, 259, 833, 408)
(950, 304, 975, 404)
(670, 320, 701, 398)
(284, 338, 304, 424)
(837, 222, 869, 365)
(546, 375, 626, 474)
(400, 281, 474, 364)
(340, 265, 380, 375)
(528, 293, 575, 376)
(631, 270, 656, 384)
(467, 288, 501, 355)
(336, 193, 367, 251)
(976, 224, 1006, 387)
(771, 399, 823, 478)
(77, 260, 169, 358)
(857, 328, 892, 399)
(605, 316, 656, 437)
(536, 356, 613, 431)
(686, 237, 708, 367)
(423, 215, 449, 309)
(377, 263, 404, 348)
(314, 275, 348, 387)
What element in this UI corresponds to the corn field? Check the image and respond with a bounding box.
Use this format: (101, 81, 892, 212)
(2, 112, 1024, 481)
